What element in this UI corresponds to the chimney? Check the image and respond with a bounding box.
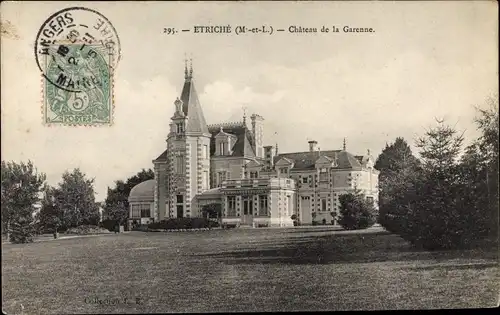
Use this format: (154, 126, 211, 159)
(308, 140, 317, 152)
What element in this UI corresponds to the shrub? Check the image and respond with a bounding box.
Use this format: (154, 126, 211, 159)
(65, 225, 110, 235)
(99, 219, 118, 232)
(147, 218, 219, 231)
(9, 215, 37, 244)
(338, 192, 376, 230)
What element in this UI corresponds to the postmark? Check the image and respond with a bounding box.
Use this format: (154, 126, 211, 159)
(35, 7, 121, 125)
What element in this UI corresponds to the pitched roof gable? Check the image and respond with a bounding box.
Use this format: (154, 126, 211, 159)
(154, 149, 169, 162)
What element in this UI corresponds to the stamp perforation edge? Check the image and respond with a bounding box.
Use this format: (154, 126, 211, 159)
(41, 66, 116, 128)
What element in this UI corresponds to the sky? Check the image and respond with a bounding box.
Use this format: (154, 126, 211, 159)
(1, 1, 498, 201)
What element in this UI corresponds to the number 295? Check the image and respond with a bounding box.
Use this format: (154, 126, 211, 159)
(163, 28, 176, 35)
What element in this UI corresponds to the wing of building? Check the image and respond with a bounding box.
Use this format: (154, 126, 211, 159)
(128, 64, 379, 228)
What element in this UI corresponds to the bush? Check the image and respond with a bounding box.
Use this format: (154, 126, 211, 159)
(99, 219, 118, 232)
(338, 192, 376, 230)
(9, 215, 37, 244)
(147, 218, 219, 230)
(65, 225, 110, 235)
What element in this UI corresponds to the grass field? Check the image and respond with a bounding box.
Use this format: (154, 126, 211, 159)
(2, 227, 498, 313)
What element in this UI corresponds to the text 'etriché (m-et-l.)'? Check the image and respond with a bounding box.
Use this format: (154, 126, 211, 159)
(162, 25, 375, 35)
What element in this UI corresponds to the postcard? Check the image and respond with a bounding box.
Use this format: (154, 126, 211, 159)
(1, 1, 498, 313)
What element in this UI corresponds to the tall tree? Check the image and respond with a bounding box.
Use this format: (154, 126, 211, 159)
(408, 119, 465, 249)
(1, 160, 46, 243)
(37, 184, 65, 234)
(458, 98, 499, 241)
(54, 168, 100, 227)
(104, 168, 154, 225)
(375, 137, 421, 233)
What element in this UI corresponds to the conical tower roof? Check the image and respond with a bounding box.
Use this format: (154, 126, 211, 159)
(180, 62, 209, 134)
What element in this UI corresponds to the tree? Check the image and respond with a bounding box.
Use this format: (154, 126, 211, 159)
(338, 190, 376, 230)
(54, 168, 100, 228)
(1, 160, 46, 243)
(404, 119, 466, 249)
(457, 99, 499, 242)
(104, 169, 154, 225)
(375, 137, 421, 233)
(37, 184, 65, 235)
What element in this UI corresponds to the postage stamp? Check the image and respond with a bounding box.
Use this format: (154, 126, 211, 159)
(35, 7, 121, 126)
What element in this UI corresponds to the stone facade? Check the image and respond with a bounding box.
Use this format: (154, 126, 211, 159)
(128, 64, 380, 227)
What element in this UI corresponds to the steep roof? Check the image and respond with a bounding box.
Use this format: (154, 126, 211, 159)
(208, 123, 256, 158)
(180, 75, 209, 134)
(273, 150, 362, 170)
(154, 149, 169, 162)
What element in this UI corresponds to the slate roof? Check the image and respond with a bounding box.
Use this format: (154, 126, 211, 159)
(273, 150, 362, 170)
(208, 123, 256, 158)
(154, 149, 168, 162)
(180, 77, 209, 134)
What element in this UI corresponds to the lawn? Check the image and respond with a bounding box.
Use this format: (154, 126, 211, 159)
(2, 227, 498, 313)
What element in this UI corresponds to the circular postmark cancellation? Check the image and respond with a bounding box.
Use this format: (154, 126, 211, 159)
(35, 7, 121, 93)
(36, 7, 120, 125)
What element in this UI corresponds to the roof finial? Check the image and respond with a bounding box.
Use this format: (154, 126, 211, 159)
(189, 56, 193, 78)
(367, 148, 371, 155)
(184, 53, 188, 80)
(343, 137, 346, 151)
(242, 107, 247, 125)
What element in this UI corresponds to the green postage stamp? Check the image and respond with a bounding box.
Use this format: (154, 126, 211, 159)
(35, 7, 121, 126)
(42, 43, 113, 126)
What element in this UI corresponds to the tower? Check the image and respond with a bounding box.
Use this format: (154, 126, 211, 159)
(250, 114, 264, 159)
(164, 59, 211, 219)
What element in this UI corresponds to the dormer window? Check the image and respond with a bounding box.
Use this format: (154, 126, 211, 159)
(250, 171, 258, 179)
(279, 167, 289, 177)
(319, 168, 328, 182)
(176, 123, 184, 134)
(218, 142, 225, 155)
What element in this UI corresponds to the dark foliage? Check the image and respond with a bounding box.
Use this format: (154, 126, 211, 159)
(148, 218, 219, 230)
(104, 169, 154, 225)
(377, 101, 499, 250)
(338, 191, 376, 230)
(1, 160, 46, 243)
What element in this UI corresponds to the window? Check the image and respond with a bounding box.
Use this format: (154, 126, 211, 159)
(203, 145, 208, 159)
(140, 204, 151, 218)
(176, 195, 183, 204)
(131, 204, 140, 218)
(250, 171, 258, 179)
(203, 171, 209, 190)
(227, 196, 236, 216)
(176, 155, 184, 174)
(366, 196, 374, 205)
(302, 177, 308, 183)
(280, 167, 288, 177)
(218, 141, 227, 155)
(217, 171, 227, 187)
(321, 198, 327, 212)
(243, 196, 253, 215)
(259, 195, 268, 215)
(319, 168, 328, 182)
(176, 123, 184, 133)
